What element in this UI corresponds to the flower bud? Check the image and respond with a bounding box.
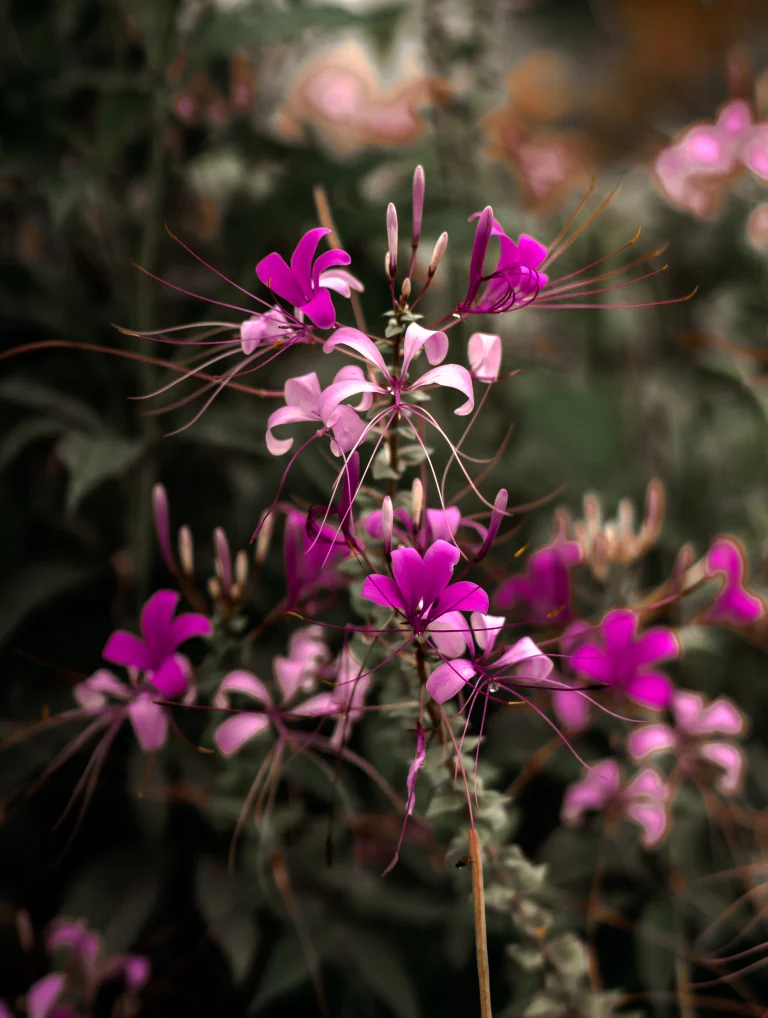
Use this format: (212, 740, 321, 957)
(428, 232, 448, 277)
(254, 509, 275, 566)
(152, 483, 175, 574)
(178, 525, 195, 576)
(476, 488, 508, 561)
(639, 478, 665, 550)
(214, 527, 232, 595)
(235, 548, 248, 590)
(400, 277, 412, 301)
(411, 477, 424, 530)
(381, 496, 394, 557)
(386, 202, 398, 278)
(412, 165, 425, 247)
(207, 576, 221, 600)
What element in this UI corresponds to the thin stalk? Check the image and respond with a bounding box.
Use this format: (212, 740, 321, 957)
(313, 185, 366, 334)
(469, 826, 492, 1018)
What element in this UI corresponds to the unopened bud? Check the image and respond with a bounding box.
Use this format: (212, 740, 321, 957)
(412, 165, 425, 247)
(386, 203, 398, 277)
(640, 478, 665, 548)
(235, 548, 248, 590)
(617, 498, 635, 539)
(16, 910, 34, 952)
(152, 483, 175, 573)
(207, 576, 221, 600)
(213, 527, 232, 595)
(476, 488, 508, 561)
(254, 509, 275, 566)
(428, 232, 448, 276)
(411, 477, 424, 529)
(381, 496, 394, 557)
(583, 493, 602, 541)
(178, 525, 194, 576)
(400, 277, 412, 301)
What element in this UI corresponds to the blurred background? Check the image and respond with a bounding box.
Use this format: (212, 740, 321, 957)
(3, 0, 768, 1015)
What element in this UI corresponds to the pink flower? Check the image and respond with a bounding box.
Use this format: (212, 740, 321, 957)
(461, 208, 549, 315)
(700, 536, 764, 628)
(426, 614, 552, 703)
(570, 609, 678, 710)
(361, 539, 488, 637)
(102, 590, 212, 698)
(495, 540, 582, 624)
(256, 227, 357, 329)
(562, 760, 671, 848)
(239, 306, 294, 355)
(265, 368, 368, 456)
(320, 322, 472, 418)
(284, 509, 350, 610)
(628, 689, 746, 795)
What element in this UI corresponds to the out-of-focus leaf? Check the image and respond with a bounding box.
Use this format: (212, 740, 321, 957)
(55, 431, 145, 511)
(636, 898, 676, 1015)
(250, 934, 312, 1012)
(196, 858, 258, 983)
(342, 928, 420, 1018)
(0, 377, 103, 430)
(0, 417, 63, 471)
(0, 560, 93, 645)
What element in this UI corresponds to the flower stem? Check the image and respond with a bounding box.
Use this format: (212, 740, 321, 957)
(469, 826, 493, 1018)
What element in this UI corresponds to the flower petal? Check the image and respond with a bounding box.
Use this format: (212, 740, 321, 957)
(571, 643, 612, 683)
(361, 573, 407, 612)
(325, 404, 366, 455)
(693, 697, 745, 737)
(301, 287, 336, 329)
(699, 741, 745, 795)
(401, 322, 448, 374)
(149, 653, 190, 698)
(214, 670, 271, 709)
(214, 713, 270, 756)
(27, 973, 66, 1018)
(290, 227, 330, 295)
(285, 372, 323, 412)
(408, 364, 474, 416)
(625, 670, 673, 710)
(561, 759, 620, 825)
(102, 630, 150, 671)
(256, 252, 305, 306)
(140, 589, 181, 662)
(74, 669, 131, 710)
(625, 767, 669, 801)
(127, 694, 169, 751)
(426, 659, 477, 703)
(425, 507, 461, 543)
(626, 724, 676, 761)
(552, 687, 591, 733)
(671, 689, 704, 732)
(391, 546, 426, 614)
(266, 405, 320, 455)
(494, 635, 549, 673)
(433, 580, 489, 616)
(319, 378, 386, 420)
(427, 610, 472, 658)
(324, 326, 389, 375)
(468, 332, 501, 382)
(420, 539, 461, 609)
(470, 612, 506, 654)
(624, 802, 669, 848)
(169, 611, 212, 647)
(312, 247, 352, 290)
(318, 267, 364, 297)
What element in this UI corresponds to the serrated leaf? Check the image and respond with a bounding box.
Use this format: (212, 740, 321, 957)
(55, 431, 146, 511)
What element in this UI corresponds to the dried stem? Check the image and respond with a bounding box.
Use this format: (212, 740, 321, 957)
(469, 826, 493, 1018)
(313, 185, 367, 334)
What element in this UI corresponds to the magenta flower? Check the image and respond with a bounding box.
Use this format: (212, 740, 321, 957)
(570, 609, 678, 710)
(102, 590, 212, 697)
(364, 499, 498, 556)
(495, 540, 582, 623)
(284, 509, 350, 610)
(562, 760, 671, 848)
(550, 621, 594, 734)
(460, 207, 549, 314)
(361, 539, 488, 637)
(427, 614, 552, 703)
(265, 368, 368, 456)
(272, 625, 330, 703)
(628, 689, 746, 795)
(74, 668, 182, 752)
(320, 322, 473, 418)
(700, 536, 765, 628)
(256, 227, 354, 329)
(9, 918, 149, 1018)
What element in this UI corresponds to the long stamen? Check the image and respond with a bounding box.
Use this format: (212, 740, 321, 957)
(539, 264, 670, 303)
(545, 228, 643, 288)
(535, 286, 698, 311)
(164, 225, 263, 303)
(543, 245, 667, 297)
(541, 183, 619, 270)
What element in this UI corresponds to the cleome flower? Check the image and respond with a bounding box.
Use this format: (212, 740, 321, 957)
(256, 226, 358, 329)
(627, 689, 747, 795)
(562, 759, 671, 848)
(265, 367, 368, 456)
(361, 538, 488, 639)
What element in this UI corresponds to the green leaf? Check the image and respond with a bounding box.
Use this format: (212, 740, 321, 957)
(636, 899, 676, 1015)
(250, 934, 312, 1012)
(343, 929, 420, 1018)
(55, 431, 146, 511)
(0, 417, 63, 472)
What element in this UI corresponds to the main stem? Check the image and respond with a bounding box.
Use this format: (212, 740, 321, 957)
(469, 826, 492, 1018)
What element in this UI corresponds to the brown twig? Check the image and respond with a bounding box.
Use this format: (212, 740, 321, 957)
(313, 185, 367, 335)
(469, 826, 493, 1018)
